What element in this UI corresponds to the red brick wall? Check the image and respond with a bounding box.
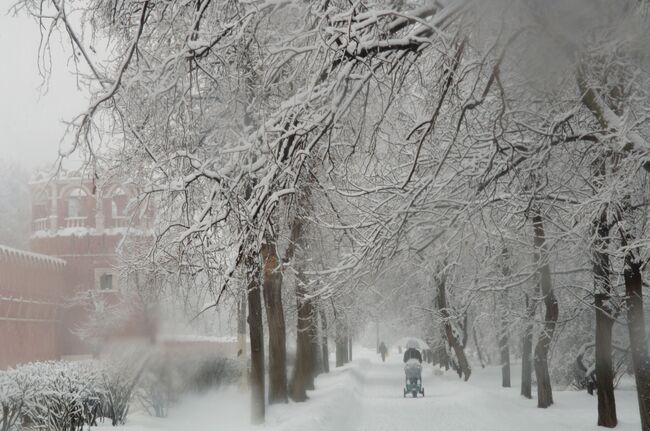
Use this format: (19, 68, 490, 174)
(30, 234, 125, 355)
(31, 234, 122, 291)
(0, 246, 66, 368)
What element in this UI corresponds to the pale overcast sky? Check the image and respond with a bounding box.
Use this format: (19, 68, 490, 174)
(0, 9, 89, 170)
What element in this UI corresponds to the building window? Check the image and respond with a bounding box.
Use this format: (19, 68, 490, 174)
(100, 273, 113, 291)
(95, 269, 118, 292)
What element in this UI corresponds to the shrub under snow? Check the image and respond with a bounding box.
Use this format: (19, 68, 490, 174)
(0, 361, 100, 431)
(136, 349, 240, 418)
(0, 348, 240, 429)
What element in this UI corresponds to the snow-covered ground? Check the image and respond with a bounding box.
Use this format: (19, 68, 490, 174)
(106, 347, 641, 431)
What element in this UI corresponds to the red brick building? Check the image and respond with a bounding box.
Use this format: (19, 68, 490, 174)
(0, 174, 149, 368)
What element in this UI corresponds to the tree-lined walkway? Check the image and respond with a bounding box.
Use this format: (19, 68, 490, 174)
(353, 351, 641, 431)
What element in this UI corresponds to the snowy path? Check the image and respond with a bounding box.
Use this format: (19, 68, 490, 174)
(355, 357, 537, 431)
(353, 351, 640, 431)
(113, 348, 641, 431)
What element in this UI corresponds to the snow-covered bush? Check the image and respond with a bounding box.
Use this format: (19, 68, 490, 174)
(136, 349, 241, 418)
(184, 353, 240, 393)
(0, 369, 25, 431)
(0, 359, 140, 431)
(16, 361, 100, 431)
(137, 353, 177, 418)
(99, 350, 150, 426)
(2, 349, 241, 430)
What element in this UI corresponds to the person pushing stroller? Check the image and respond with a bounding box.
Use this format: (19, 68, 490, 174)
(403, 340, 424, 397)
(403, 342, 422, 363)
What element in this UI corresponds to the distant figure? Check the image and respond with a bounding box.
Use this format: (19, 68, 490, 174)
(378, 342, 388, 362)
(403, 340, 423, 363)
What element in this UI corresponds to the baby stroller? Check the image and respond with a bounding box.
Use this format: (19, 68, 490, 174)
(403, 359, 424, 398)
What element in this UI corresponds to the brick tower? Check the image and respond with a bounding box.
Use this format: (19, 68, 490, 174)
(0, 172, 154, 368)
(28, 173, 148, 356)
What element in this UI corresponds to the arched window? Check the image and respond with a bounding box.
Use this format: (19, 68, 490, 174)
(67, 188, 87, 218)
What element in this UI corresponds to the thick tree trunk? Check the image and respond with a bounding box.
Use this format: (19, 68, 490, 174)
(289, 213, 317, 401)
(592, 207, 617, 427)
(261, 240, 288, 404)
(436, 269, 471, 380)
(531, 210, 558, 408)
(320, 309, 330, 373)
(286, 183, 319, 401)
(622, 247, 650, 431)
(498, 318, 511, 388)
(521, 293, 534, 399)
(290, 270, 316, 400)
(246, 257, 265, 424)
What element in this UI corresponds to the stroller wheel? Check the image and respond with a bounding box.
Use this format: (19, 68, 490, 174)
(421, 388, 425, 396)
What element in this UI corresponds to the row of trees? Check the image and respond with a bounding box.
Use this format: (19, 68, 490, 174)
(19, 0, 649, 428)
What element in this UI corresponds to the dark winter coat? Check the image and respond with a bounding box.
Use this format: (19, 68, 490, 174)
(403, 347, 422, 363)
(378, 342, 388, 354)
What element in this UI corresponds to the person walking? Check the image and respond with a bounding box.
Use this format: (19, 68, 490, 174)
(378, 341, 388, 362)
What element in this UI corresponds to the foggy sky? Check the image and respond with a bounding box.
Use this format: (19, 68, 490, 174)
(0, 9, 88, 170)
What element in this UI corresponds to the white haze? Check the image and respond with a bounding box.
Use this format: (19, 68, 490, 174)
(0, 8, 88, 169)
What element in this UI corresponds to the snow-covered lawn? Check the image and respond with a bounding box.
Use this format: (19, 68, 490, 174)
(106, 348, 641, 431)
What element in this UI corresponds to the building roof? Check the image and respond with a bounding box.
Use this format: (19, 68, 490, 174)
(0, 244, 66, 269)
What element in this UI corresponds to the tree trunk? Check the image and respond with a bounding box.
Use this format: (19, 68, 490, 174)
(320, 309, 330, 373)
(592, 207, 617, 427)
(498, 249, 511, 388)
(436, 269, 471, 380)
(472, 326, 486, 368)
(531, 210, 558, 408)
(436, 340, 450, 370)
(237, 292, 248, 390)
(311, 308, 323, 377)
(336, 323, 349, 367)
(284, 179, 319, 400)
(290, 275, 315, 400)
(622, 246, 650, 431)
(348, 334, 353, 362)
(289, 214, 316, 401)
(246, 256, 265, 424)
(521, 292, 534, 399)
(498, 318, 511, 388)
(261, 240, 288, 404)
